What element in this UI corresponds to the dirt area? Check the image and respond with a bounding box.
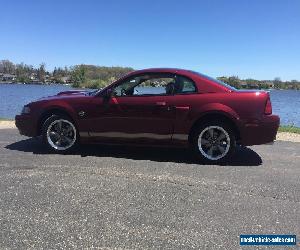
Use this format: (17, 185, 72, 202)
(0, 120, 15, 129)
(276, 132, 300, 143)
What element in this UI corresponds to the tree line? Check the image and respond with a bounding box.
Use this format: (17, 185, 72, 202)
(70, 65, 134, 88)
(0, 60, 133, 88)
(217, 76, 300, 90)
(1, 59, 299, 90)
(0, 60, 69, 83)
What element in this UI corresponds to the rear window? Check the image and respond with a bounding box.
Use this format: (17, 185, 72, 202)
(175, 75, 197, 94)
(191, 71, 237, 91)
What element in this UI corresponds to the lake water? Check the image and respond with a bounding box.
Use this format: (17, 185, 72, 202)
(0, 83, 299, 126)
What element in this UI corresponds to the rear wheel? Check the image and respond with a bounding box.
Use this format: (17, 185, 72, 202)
(191, 121, 236, 163)
(42, 115, 78, 153)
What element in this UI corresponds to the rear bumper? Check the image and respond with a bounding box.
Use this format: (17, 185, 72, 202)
(15, 114, 38, 137)
(240, 115, 280, 146)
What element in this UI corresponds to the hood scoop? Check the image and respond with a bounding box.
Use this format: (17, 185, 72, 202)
(57, 90, 88, 96)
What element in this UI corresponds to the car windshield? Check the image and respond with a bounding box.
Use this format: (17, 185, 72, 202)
(191, 71, 237, 91)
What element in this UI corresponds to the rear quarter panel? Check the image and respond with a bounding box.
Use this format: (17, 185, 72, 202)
(173, 91, 269, 135)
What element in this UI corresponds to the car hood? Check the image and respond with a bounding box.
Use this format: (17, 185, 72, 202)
(35, 90, 91, 102)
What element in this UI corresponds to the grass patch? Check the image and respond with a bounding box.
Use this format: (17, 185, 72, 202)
(279, 125, 300, 134)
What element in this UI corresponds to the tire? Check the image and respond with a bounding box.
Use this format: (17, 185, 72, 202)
(191, 120, 236, 164)
(42, 114, 78, 153)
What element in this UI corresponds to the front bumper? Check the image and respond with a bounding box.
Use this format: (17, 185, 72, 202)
(15, 114, 38, 137)
(240, 115, 280, 146)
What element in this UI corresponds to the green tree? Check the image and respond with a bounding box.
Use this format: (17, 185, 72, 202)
(37, 63, 46, 82)
(273, 77, 283, 89)
(71, 65, 86, 87)
(217, 76, 241, 89)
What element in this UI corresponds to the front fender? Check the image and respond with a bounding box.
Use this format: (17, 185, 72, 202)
(37, 100, 78, 131)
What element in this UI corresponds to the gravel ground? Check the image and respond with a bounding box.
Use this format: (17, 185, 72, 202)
(0, 128, 299, 249)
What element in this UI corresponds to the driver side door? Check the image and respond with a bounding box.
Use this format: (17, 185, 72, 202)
(88, 73, 177, 144)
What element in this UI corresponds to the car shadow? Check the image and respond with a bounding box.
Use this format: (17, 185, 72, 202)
(5, 138, 262, 166)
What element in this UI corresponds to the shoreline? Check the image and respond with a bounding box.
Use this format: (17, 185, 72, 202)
(0, 82, 71, 86)
(1, 120, 300, 143)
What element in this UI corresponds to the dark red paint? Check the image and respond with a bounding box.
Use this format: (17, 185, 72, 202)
(15, 68, 280, 147)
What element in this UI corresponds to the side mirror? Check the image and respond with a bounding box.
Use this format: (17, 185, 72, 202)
(102, 88, 113, 107)
(104, 88, 113, 99)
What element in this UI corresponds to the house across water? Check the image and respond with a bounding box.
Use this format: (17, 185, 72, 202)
(0, 73, 17, 82)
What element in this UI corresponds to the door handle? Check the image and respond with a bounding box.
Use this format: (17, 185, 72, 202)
(175, 106, 190, 111)
(155, 101, 167, 106)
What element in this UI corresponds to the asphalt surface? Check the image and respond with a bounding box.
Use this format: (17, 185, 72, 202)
(0, 129, 299, 249)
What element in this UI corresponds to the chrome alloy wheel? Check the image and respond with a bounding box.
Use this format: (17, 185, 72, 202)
(198, 126, 230, 161)
(46, 119, 76, 151)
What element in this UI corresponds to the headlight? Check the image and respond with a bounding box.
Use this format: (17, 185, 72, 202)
(21, 106, 31, 114)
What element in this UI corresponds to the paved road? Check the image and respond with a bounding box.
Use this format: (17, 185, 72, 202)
(0, 129, 299, 249)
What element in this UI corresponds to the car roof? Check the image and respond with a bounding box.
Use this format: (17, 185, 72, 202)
(127, 68, 191, 75)
(99, 68, 232, 94)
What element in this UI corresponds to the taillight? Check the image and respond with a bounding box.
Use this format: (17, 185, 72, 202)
(264, 97, 272, 115)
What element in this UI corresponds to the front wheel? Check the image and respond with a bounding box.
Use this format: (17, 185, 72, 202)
(191, 121, 236, 163)
(42, 115, 78, 153)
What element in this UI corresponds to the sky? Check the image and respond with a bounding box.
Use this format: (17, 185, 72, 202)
(0, 0, 299, 80)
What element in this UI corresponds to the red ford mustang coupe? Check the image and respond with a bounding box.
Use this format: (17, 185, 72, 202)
(15, 68, 280, 163)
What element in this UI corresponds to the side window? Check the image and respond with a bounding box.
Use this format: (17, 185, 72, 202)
(113, 78, 137, 96)
(113, 74, 176, 96)
(135, 76, 175, 95)
(175, 75, 197, 94)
